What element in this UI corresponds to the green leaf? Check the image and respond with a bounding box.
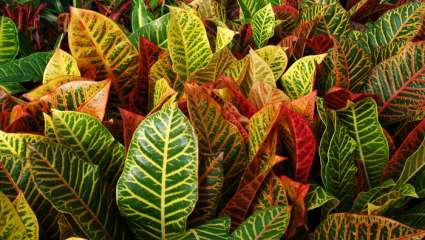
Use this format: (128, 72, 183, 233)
(29, 142, 130, 240)
(216, 26, 236, 52)
(231, 206, 291, 240)
(13, 192, 39, 240)
(117, 103, 198, 239)
(167, 7, 212, 89)
(358, 3, 425, 54)
(43, 49, 80, 84)
(47, 110, 125, 185)
(280, 53, 327, 99)
(189, 48, 236, 84)
(238, 0, 267, 19)
(171, 217, 231, 240)
(337, 98, 389, 188)
(255, 46, 288, 81)
(0, 82, 26, 94)
(252, 4, 275, 49)
(306, 184, 339, 212)
(129, 14, 170, 48)
(241, 49, 276, 95)
(363, 42, 425, 123)
(302, 3, 350, 37)
(323, 122, 357, 209)
(313, 213, 425, 239)
(0, 16, 19, 63)
(0, 52, 52, 83)
(0, 191, 27, 239)
(131, 0, 153, 31)
(397, 138, 425, 185)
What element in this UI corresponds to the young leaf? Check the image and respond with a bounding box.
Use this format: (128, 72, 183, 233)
(397, 138, 425, 185)
(48, 110, 125, 184)
(280, 53, 327, 99)
(252, 4, 275, 49)
(216, 26, 236, 52)
(29, 142, 130, 239)
(116, 103, 198, 239)
(119, 108, 145, 150)
(238, 0, 268, 19)
(231, 206, 291, 240)
(0, 16, 19, 63)
(313, 213, 425, 239)
(336, 98, 389, 188)
(68, 7, 139, 107)
(43, 49, 80, 83)
(0, 52, 52, 83)
(167, 7, 212, 89)
(363, 42, 425, 123)
(323, 122, 357, 209)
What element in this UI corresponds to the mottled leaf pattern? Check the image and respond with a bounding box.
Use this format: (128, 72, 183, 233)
(397, 138, 425, 185)
(189, 48, 235, 84)
(252, 4, 275, 49)
(43, 49, 80, 83)
(0, 16, 18, 63)
(256, 46, 288, 81)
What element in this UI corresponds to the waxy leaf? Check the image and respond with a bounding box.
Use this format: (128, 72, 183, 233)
(255, 45, 288, 80)
(186, 84, 247, 180)
(119, 108, 145, 150)
(29, 142, 130, 239)
(364, 42, 425, 123)
(337, 98, 389, 188)
(129, 14, 170, 49)
(43, 49, 80, 83)
(306, 184, 339, 213)
(323, 121, 357, 209)
(231, 206, 291, 240)
(13, 192, 39, 240)
(0, 191, 27, 239)
(167, 7, 212, 89)
(280, 53, 327, 99)
(117, 103, 198, 239)
(0, 16, 18, 63)
(238, 0, 268, 19)
(248, 82, 289, 109)
(170, 217, 231, 240)
(0, 52, 52, 83)
(253, 173, 288, 210)
(68, 7, 139, 107)
(313, 213, 425, 239)
(48, 110, 125, 184)
(252, 4, 275, 49)
(151, 78, 176, 112)
(241, 50, 276, 95)
(358, 3, 425, 54)
(216, 26, 236, 52)
(397, 138, 425, 185)
(131, 0, 153, 31)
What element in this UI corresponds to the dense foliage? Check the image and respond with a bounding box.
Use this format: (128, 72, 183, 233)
(0, 0, 425, 239)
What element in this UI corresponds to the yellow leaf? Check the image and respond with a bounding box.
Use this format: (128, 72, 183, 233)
(43, 49, 80, 83)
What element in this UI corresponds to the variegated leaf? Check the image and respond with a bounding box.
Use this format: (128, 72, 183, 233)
(0, 52, 52, 83)
(167, 7, 212, 90)
(216, 26, 236, 52)
(117, 103, 198, 239)
(363, 42, 425, 123)
(129, 14, 170, 49)
(151, 78, 176, 112)
(241, 50, 276, 95)
(397, 138, 425, 185)
(252, 4, 275, 49)
(13, 192, 39, 240)
(255, 45, 288, 80)
(43, 49, 80, 83)
(248, 81, 289, 109)
(0, 16, 18, 63)
(238, 0, 268, 19)
(131, 0, 153, 31)
(170, 217, 231, 240)
(29, 142, 130, 240)
(280, 53, 327, 99)
(0, 191, 27, 239)
(337, 98, 389, 188)
(68, 7, 139, 107)
(231, 206, 291, 240)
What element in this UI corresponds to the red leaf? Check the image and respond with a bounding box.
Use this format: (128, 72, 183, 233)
(129, 37, 161, 114)
(119, 108, 145, 150)
(279, 20, 318, 59)
(280, 176, 310, 239)
(232, 24, 252, 60)
(285, 90, 317, 124)
(280, 107, 316, 182)
(382, 118, 425, 179)
(306, 34, 334, 54)
(221, 103, 249, 142)
(324, 87, 377, 110)
(273, 5, 298, 18)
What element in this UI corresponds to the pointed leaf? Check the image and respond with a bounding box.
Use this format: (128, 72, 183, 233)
(280, 53, 327, 99)
(397, 138, 425, 185)
(117, 103, 198, 239)
(216, 26, 236, 52)
(313, 213, 425, 239)
(231, 206, 291, 240)
(171, 217, 231, 240)
(252, 4, 275, 49)
(238, 0, 268, 19)
(131, 0, 153, 31)
(0, 191, 26, 239)
(43, 49, 80, 83)
(306, 184, 339, 212)
(13, 192, 39, 240)
(167, 7, 212, 89)
(119, 108, 145, 150)
(129, 14, 170, 48)
(48, 110, 125, 184)
(68, 7, 139, 107)
(29, 142, 130, 239)
(253, 173, 288, 210)
(363, 42, 425, 123)
(248, 81, 289, 109)
(189, 48, 235, 84)
(255, 45, 288, 80)
(0, 16, 18, 63)
(0, 52, 52, 83)
(337, 98, 389, 188)
(151, 78, 176, 112)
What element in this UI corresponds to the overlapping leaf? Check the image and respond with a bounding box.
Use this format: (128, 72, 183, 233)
(129, 14, 170, 48)
(255, 45, 288, 80)
(43, 49, 80, 83)
(252, 4, 275, 49)
(68, 7, 139, 107)
(116, 103, 198, 239)
(0, 52, 52, 83)
(189, 48, 235, 84)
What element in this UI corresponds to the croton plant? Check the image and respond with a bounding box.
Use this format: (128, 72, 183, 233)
(0, 0, 425, 239)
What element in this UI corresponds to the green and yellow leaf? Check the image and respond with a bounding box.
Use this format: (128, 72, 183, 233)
(252, 4, 275, 49)
(43, 49, 80, 83)
(0, 16, 19, 63)
(255, 45, 288, 81)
